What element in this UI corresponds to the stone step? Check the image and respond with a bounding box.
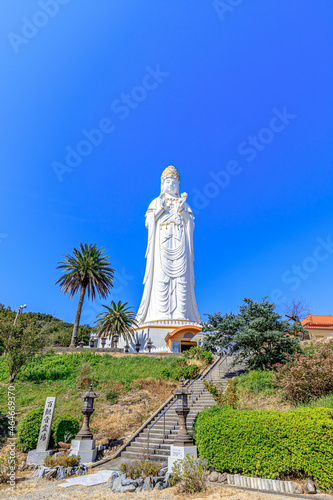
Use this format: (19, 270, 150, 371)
(116, 358, 244, 463)
(135, 437, 173, 446)
(121, 450, 168, 464)
(129, 445, 171, 456)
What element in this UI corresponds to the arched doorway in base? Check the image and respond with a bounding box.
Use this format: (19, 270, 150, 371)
(164, 325, 202, 353)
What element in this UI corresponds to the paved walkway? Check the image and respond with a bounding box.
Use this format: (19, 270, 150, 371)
(3, 478, 319, 500)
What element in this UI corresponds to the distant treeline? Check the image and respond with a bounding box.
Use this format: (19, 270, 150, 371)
(0, 304, 92, 347)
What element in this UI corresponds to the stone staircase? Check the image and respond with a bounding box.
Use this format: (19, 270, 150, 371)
(114, 355, 244, 465)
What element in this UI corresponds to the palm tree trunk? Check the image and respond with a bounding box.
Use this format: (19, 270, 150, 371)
(70, 286, 86, 347)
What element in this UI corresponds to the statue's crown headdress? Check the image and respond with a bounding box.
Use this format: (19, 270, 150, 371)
(161, 165, 180, 182)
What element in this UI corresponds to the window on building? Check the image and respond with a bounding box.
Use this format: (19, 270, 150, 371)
(172, 341, 181, 353)
(183, 332, 194, 339)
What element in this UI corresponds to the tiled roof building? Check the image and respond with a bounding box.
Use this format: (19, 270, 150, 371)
(301, 313, 333, 338)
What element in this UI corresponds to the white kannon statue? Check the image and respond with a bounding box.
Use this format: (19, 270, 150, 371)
(136, 166, 201, 325)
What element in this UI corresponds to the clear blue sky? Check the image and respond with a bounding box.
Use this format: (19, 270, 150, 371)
(1, 0, 333, 326)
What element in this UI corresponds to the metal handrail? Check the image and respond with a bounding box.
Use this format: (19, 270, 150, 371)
(147, 397, 177, 459)
(218, 354, 228, 379)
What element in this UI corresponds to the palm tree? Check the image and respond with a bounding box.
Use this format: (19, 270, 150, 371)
(56, 243, 114, 347)
(95, 300, 138, 347)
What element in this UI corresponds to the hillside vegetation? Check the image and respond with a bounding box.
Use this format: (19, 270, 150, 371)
(0, 351, 181, 445)
(0, 304, 92, 347)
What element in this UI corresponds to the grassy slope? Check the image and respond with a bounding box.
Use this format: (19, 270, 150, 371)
(0, 352, 180, 445)
(236, 369, 333, 411)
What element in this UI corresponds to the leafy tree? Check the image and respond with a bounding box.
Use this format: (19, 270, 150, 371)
(94, 300, 138, 347)
(56, 243, 114, 347)
(0, 317, 51, 382)
(203, 297, 302, 370)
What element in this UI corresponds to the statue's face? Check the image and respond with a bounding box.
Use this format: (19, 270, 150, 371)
(162, 176, 179, 195)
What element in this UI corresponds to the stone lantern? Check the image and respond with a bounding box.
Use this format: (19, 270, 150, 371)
(124, 344, 129, 353)
(79, 339, 84, 348)
(147, 339, 153, 353)
(135, 340, 141, 353)
(168, 377, 197, 472)
(101, 336, 107, 349)
(113, 333, 119, 350)
(173, 377, 193, 447)
(89, 337, 95, 349)
(70, 383, 98, 463)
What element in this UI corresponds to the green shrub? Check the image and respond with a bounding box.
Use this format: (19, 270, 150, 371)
(44, 453, 80, 468)
(52, 414, 80, 446)
(195, 406, 333, 491)
(183, 346, 214, 365)
(171, 455, 207, 493)
(161, 367, 172, 379)
(105, 388, 118, 404)
(161, 364, 200, 381)
(120, 460, 161, 479)
(17, 407, 44, 452)
(0, 414, 9, 441)
(237, 370, 276, 395)
(176, 364, 200, 380)
(204, 378, 238, 408)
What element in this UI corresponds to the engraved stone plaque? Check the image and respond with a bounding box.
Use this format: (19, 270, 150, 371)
(36, 397, 56, 452)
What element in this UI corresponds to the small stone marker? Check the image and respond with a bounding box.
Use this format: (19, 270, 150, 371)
(27, 397, 56, 465)
(37, 397, 56, 451)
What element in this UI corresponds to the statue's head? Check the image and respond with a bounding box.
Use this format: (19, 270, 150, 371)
(161, 165, 180, 196)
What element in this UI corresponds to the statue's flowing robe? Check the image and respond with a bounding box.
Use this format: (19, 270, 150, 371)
(136, 196, 201, 325)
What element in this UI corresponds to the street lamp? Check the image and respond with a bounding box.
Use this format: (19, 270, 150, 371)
(74, 383, 98, 440)
(135, 340, 141, 353)
(14, 304, 27, 325)
(101, 336, 107, 349)
(173, 377, 193, 447)
(147, 339, 153, 353)
(113, 333, 119, 350)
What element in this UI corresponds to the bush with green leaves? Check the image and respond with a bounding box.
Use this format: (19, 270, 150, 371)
(204, 378, 238, 408)
(202, 297, 302, 370)
(195, 406, 333, 491)
(171, 455, 207, 493)
(183, 346, 214, 365)
(176, 363, 200, 380)
(105, 388, 118, 404)
(120, 460, 161, 479)
(161, 363, 200, 381)
(17, 407, 44, 452)
(237, 370, 276, 395)
(52, 414, 80, 446)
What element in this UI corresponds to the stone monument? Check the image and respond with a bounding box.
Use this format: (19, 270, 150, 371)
(27, 397, 56, 465)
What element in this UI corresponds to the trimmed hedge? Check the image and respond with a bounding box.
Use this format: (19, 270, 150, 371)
(195, 406, 333, 491)
(52, 414, 80, 446)
(17, 407, 44, 452)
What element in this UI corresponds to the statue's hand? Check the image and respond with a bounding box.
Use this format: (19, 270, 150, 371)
(159, 195, 167, 211)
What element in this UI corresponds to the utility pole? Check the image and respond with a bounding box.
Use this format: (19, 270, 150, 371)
(14, 304, 27, 325)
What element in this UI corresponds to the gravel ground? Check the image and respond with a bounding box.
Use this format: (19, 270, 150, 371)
(0, 478, 302, 500)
